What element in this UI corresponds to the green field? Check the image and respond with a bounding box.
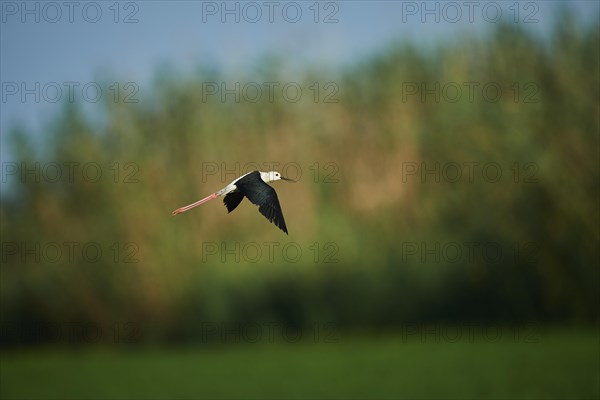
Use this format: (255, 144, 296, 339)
(1, 329, 598, 399)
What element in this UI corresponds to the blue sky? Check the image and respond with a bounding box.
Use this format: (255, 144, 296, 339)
(1, 1, 598, 162)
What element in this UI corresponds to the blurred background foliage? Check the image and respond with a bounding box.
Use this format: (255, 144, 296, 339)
(1, 19, 598, 346)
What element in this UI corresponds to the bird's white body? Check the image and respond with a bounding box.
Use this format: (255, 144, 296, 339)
(216, 171, 283, 197)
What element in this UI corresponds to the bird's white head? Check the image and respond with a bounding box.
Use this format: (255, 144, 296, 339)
(260, 171, 295, 183)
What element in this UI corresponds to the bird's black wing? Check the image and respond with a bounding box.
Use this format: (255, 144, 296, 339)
(235, 171, 288, 234)
(223, 191, 245, 213)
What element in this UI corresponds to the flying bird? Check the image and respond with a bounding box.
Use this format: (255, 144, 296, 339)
(172, 171, 295, 234)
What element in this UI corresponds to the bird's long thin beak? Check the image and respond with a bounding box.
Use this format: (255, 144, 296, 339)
(281, 176, 296, 182)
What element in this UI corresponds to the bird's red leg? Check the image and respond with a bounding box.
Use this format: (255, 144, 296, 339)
(171, 193, 218, 216)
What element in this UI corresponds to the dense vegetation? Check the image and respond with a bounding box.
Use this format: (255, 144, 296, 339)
(1, 20, 598, 346)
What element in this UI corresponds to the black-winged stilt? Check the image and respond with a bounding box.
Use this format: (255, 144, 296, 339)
(172, 170, 295, 234)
